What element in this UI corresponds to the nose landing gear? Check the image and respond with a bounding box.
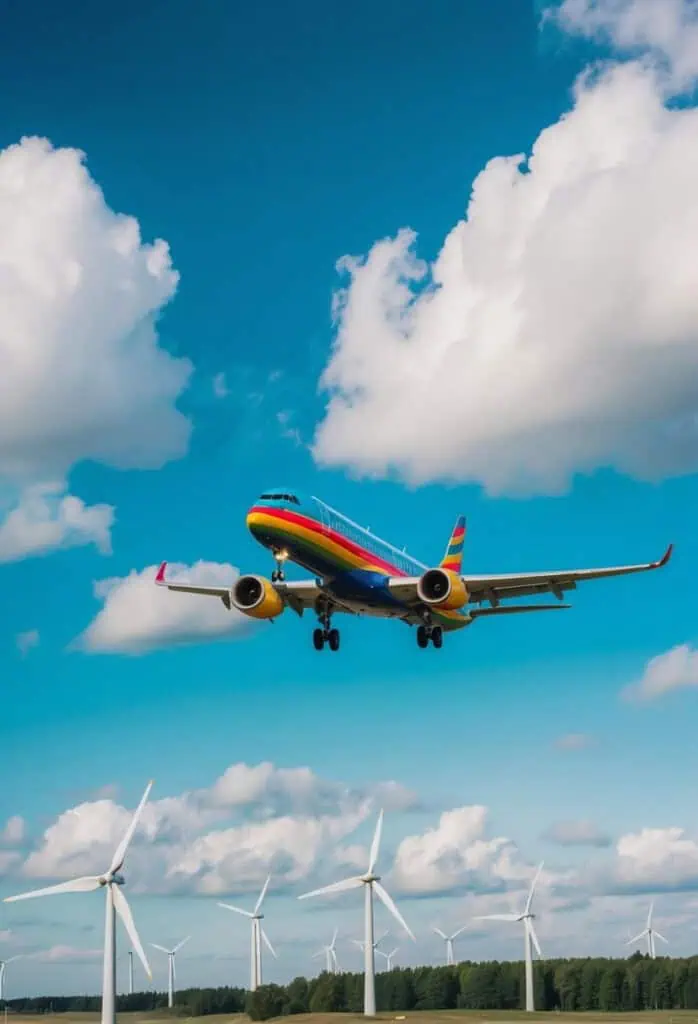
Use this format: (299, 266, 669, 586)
(416, 624, 443, 649)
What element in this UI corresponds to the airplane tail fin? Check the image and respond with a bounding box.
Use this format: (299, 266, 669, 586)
(440, 515, 466, 574)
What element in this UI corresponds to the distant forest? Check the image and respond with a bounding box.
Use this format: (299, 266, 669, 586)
(7, 953, 698, 1018)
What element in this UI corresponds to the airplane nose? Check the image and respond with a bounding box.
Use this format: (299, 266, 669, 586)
(246, 508, 263, 535)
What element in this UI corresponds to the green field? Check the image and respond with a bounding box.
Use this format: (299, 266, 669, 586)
(7, 1012, 698, 1024)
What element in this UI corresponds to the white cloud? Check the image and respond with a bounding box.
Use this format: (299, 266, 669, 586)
(1, 816, 26, 846)
(312, 11, 698, 495)
(31, 945, 101, 963)
(543, 819, 611, 847)
(554, 732, 597, 751)
(0, 484, 113, 563)
(0, 135, 192, 562)
(549, 0, 698, 90)
(12, 762, 417, 897)
(74, 561, 251, 654)
(610, 826, 698, 891)
(15, 629, 39, 656)
(622, 643, 698, 701)
(390, 806, 536, 896)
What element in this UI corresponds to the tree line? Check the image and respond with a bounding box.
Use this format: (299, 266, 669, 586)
(7, 952, 698, 1017)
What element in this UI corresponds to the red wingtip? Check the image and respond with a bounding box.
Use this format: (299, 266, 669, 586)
(657, 543, 673, 567)
(155, 561, 167, 583)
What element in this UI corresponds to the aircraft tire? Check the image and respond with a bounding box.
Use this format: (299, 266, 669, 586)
(328, 628, 340, 651)
(432, 626, 443, 648)
(313, 628, 325, 651)
(417, 625, 429, 648)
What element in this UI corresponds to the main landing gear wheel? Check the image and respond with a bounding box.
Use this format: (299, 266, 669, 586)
(416, 624, 443, 648)
(312, 605, 341, 651)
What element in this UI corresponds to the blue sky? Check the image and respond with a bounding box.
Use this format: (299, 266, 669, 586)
(2, 0, 698, 998)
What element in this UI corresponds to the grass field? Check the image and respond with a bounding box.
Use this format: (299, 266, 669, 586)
(6, 1012, 698, 1024)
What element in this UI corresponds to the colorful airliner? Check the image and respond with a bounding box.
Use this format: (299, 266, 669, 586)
(155, 488, 673, 651)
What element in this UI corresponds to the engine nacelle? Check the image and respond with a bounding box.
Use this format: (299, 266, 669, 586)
(416, 568, 469, 610)
(231, 574, 285, 620)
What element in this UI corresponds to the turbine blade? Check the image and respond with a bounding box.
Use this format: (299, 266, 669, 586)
(113, 887, 151, 980)
(432, 927, 447, 939)
(172, 955, 177, 986)
(3, 876, 102, 902)
(351, 939, 364, 949)
(368, 809, 384, 874)
(527, 918, 543, 958)
(217, 902, 254, 918)
(261, 928, 277, 958)
(473, 913, 520, 922)
(331, 927, 338, 946)
(647, 901, 654, 928)
(150, 943, 170, 954)
(254, 875, 272, 915)
(654, 931, 668, 943)
(109, 780, 154, 875)
(524, 861, 544, 915)
(451, 924, 468, 939)
(627, 929, 648, 945)
(297, 876, 363, 900)
(373, 881, 415, 941)
(173, 935, 190, 954)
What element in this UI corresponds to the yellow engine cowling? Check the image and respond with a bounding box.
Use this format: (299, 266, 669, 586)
(231, 574, 285, 620)
(416, 568, 469, 610)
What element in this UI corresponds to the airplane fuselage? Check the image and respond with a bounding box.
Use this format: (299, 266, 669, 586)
(246, 489, 469, 630)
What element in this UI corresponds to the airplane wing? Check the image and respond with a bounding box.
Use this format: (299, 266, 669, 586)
(388, 544, 673, 608)
(154, 563, 327, 617)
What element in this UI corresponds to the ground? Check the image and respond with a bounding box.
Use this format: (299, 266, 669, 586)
(5, 1012, 698, 1024)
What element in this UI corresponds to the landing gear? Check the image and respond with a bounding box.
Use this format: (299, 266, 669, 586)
(416, 623, 443, 648)
(312, 603, 340, 651)
(271, 550, 286, 583)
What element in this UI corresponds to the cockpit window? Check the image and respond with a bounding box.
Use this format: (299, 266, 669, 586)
(259, 492, 299, 504)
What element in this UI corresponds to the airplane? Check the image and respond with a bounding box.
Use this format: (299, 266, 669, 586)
(155, 488, 673, 651)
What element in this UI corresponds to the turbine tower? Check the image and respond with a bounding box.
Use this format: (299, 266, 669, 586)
(474, 861, 544, 1013)
(627, 902, 667, 958)
(377, 947, 398, 971)
(312, 927, 339, 973)
(0, 956, 22, 1001)
(297, 809, 415, 1017)
(128, 951, 133, 995)
(432, 924, 467, 965)
(2, 780, 153, 1024)
(218, 875, 276, 991)
(150, 937, 190, 1007)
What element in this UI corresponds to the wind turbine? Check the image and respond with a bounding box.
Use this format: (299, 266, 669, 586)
(312, 927, 339, 973)
(297, 809, 415, 1017)
(351, 928, 388, 957)
(474, 861, 544, 1013)
(218, 875, 277, 991)
(2, 780, 153, 1024)
(150, 937, 190, 1007)
(627, 902, 667, 958)
(432, 924, 467, 965)
(128, 951, 133, 995)
(377, 946, 398, 971)
(0, 956, 22, 1001)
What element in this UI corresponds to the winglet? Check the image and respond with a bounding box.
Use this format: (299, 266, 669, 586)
(655, 543, 673, 568)
(155, 561, 167, 584)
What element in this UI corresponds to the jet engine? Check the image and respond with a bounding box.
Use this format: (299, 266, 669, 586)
(231, 575, 285, 619)
(416, 568, 469, 610)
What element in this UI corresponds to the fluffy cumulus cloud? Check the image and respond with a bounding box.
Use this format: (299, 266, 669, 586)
(10, 761, 417, 897)
(543, 819, 612, 848)
(622, 643, 698, 701)
(0, 483, 113, 563)
(1, 816, 26, 846)
(390, 806, 537, 896)
(609, 826, 698, 892)
(312, 0, 698, 495)
(74, 561, 249, 654)
(0, 135, 192, 559)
